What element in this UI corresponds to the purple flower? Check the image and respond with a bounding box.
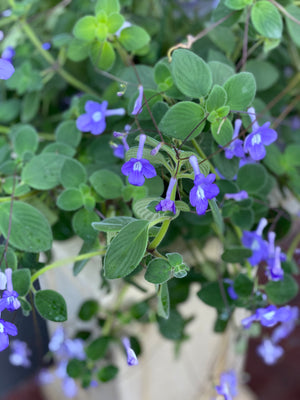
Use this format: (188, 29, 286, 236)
(132, 85, 143, 115)
(122, 337, 138, 366)
(0, 317, 18, 351)
(0, 272, 7, 290)
(1, 9, 12, 17)
(37, 368, 55, 385)
(223, 279, 238, 301)
(121, 134, 156, 186)
(224, 119, 244, 159)
(265, 232, 284, 281)
(155, 177, 177, 214)
(150, 142, 162, 156)
(1, 46, 15, 62)
(76, 100, 125, 135)
(242, 218, 268, 266)
(56, 361, 78, 398)
(225, 190, 248, 201)
(112, 144, 125, 159)
(189, 155, 219, 215)
(42, 42, 51, 50)
(215, 370, 237, 400)
(242, 305, 298, 330)
(244, 107, 277, 161)
(111, 127, 130, 159)
(9, 340, 31, 367)
(0, 58, 14, 80)
(0, 268, 21, 312)
(257, 339, 284, 365)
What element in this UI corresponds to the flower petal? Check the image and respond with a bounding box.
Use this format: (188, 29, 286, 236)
(76, 114, 93, 132)
(0, 58, 14, 80)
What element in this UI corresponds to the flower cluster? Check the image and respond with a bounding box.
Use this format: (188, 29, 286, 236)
(242, 305, 299, 365)
(242, 218, 285, 280)
(0, 268, 20, 352)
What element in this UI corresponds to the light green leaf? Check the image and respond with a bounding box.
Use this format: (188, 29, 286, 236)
(171, 49, 212, 97)
(55, 121, 82, 148)
(251, 1, 283, 39)
(60, 158, 87, 188)
(159, 101, 205, 140)
(21, 92, 40, 123)
(13, 124, 39, 158)
(209, 199, 224, 234)
(90, 169, 123, 199)
(145, 258, 172, 284)
(223, 72, 256, 110)
(225, 0, 253, 10)
(208, 61, 235, 86)
(57, 188, 84, 211)
(0, 201, 52, 252)
(285, 5, 300, 47)
(207, 85, 228, 112)
(119, 26, 150, 52)
(92, 216, 137, 232)
(73, 16, 97, 41)
(107, 13, 124, 33)
(95, 0, 120, 15)
(246, 60, 279, 91)
(211, 118, 233, 146)
(104, 220, 149, 279)
(89, 40, 116, 70)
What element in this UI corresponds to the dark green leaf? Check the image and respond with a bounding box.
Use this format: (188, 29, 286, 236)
(35, 289, 67, 322)
(265, 274, 299, 305)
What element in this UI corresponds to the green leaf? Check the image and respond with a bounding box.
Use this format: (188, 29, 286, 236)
(223, 72, 256, 110)
(92, 216, 137, 232)
(265, 274, 299, 305)
(89, 40, 116, 71)
(35, 289, 67, 322)
(0, 246, 17, 271)
(73, 16, 97, 41)
(221, 247, 252, 263)
(97, 365, 118, 382)
(159, 101, 205, 140)
(225, 0, 253, 10)
(145, 258, 172, 284)
(166, 252, 183, 266)
(6, 62, 43, 95)
(285, 5, 300, 47)
(233, 274, 254, 297)
(0, 202, 52, 252)
(171, 49, 212, 97)
(0, 99, 21, 123)
(157, 282, 170, 319)
(132, 197, 161, 221)
(60, 158, 87, 188)
(209, 199, 224, 234)
(208, 61, 235, 86)
(57, 188, 84, 211)
(107, 13, 124, 33)
(104, 220, 149, 279)
(119, 26, 150, 52)
(85, 336, 110, 360)
(251, 1, 283, 39)
(90, 169, 123, 199)
(197, 281, 231, 310)
(246, 60, 279, 91)
(211, 118, 233, 146)
(22, 153, 65, 190)
(207, 85, 228, 112)
(73, 209, 100, 241)
(78, 299, 99, 321)
(67, 359, 86, 378)
(95, 0, 120, 14)
(21, 92, 40, 123)
(158, 309, 184, 340)
(19, 298, 32, 317)
(13, 125, 39, 158)
(42, 143, 75, 157)
(237, 164, 267, 193)
(67, 39, 90, 62)
(282, 144, 300, 168)
(73, 239, 100, 276)
(12, 269, 31, 296)
(208, 26, 236, 55)
(55, 121, 82, 148)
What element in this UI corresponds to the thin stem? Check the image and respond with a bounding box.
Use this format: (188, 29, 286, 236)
(239, 6, 251, 71)
(272, 95, 300, 129)
(287, 231, 300, 260)
(102, 284, 129, 335)
(20, 20, 100, 97)
(191, 138, 219, 178)
(30, 250, 106, 283)
(268, 0, 300, 25)
(148, 220, 170, 250)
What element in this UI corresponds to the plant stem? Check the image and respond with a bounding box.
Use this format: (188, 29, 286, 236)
(30, 250, 106, 283)
(148, 220, 170, 250)
(102, 284, 129, 335)
(287, 231, 300, 260)
(191, 138, 219, 178)
(20, 20, 100, 97)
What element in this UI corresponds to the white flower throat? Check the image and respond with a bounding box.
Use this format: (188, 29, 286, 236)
(92, 111, 102, 122)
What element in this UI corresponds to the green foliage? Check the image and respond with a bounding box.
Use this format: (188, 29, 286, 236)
(85, 336, 110, 360)
(12, 269, 31, 296)
(285, 5, 300, 47)
(265, 275, 299, 305)
(78, 299, 99, 321)
(158, 309, 185, 340)
(251, 1, 283, 39)
(60, 159, 87, 188)
(35, 290, 68, 322)
(57, 188, 84, 211)
(97, 365, 119, 382)
(223, 72, 256, 110)
(145, 258, 172, 284)
(13, 125, 39, 158)
(119, 26, 150, 52)
(157, 282, 170, 319)
(225, 0, 253, 10)
(221, 247, 252, 263)
(90, 169, 124, 199)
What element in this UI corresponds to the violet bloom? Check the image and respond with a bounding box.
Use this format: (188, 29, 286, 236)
(257, 339, 284, 365)
(1, 46, 15, 62)
(189, 155, 219, 215)
(76, 100, 125, 135)
(272, 307, 298, 343)
(150, 142, 162, 156)
(121, 134, 156, 186)
(244, 107, 277, 160)
(224, 279, 238, 301)
(122, 337, 138, 366)
(0, 272, 7, 290)
(42, 42, 51, 50)
(56, 360, 78, 398)
(265, 232, 284, 281)
(0, 58, 14, 80)
(224, 119, 244, 159)
(242, 305, 298, 330)
(0, 316, 18, 351)
(155, 177, 177, 214)
(132, 85, 144, 115)
(215, 370, 237, 400)
(225, 190, 248, 201)
(242, 218, 268, 266)
(0, 268, 21, 312)
(9, 340, 31, 367)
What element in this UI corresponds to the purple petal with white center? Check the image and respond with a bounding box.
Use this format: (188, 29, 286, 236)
(258, 122, 278, 145)
(257, 339, 283, 365)
(155, 199, 176, 214)
(128, 170, 145, 186)
(140, 159, 156, 178)
(121, 158, 136, 175)
(2, 320, 18, 336)
(0, 332, 9, 351)
(90, 118, 106, 135)
(0, 58, 14, 80)
(248, 142, 266, 161)
(76, 114, 94, 132)
(215, 370, 237, 400)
